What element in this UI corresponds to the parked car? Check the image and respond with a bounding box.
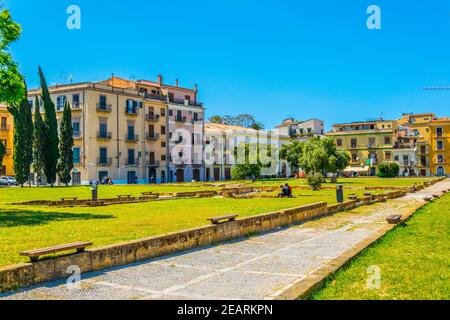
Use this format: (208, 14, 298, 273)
(0, 176, 18, 186)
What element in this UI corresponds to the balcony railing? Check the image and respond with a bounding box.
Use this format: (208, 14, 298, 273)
(96, 104, 112, 112)
(97, 132, 112, 139)
(73, 132, 82, 139)
(97, 157, 112, 166)
(169, 98, 203, 107)
(144, 93, 167, 102)
(125, 134, 139, 142)
(147, 160, 160, 167)
(175, 116, 187, 123)
(145, 114, 160, 122)
(0, 125, 10, 131)
(72, 103, 82, 111)
(125, 158, 139, 166)
(146, 133, 160, 140)
(125, 108, 139, 116)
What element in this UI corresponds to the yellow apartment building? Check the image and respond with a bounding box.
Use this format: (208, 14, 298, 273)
(0, 104, 14, 176)
(429, 118, 450, 177)
(327, 120, 398, 176)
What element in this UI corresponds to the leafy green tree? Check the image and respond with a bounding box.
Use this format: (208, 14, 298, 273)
(299, 137, 350, 179)
(280, 141, 304, 172)
(307, 173, 323, 190)
(377, 162, 400, 178)
(208, 115, 225, 124)
(32, 96, 46, 186)
(57, 101, 74, 186)
(0, 139, 5, 166)
(6, 83, 33, 186)
(208, 114, 265, 129)
(38, 66, 59, 186)
(250, 121, 265, 130)
(232, 143, 263, 181)
(0, 7, 25, 106)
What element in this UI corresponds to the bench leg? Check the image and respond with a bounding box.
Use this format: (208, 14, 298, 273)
(76, 248, 86, 253)
(30, 257, 39, 263)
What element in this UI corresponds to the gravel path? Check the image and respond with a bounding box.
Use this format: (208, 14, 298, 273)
(2, 180, 449, 300)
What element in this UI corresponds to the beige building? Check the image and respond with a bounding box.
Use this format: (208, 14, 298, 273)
(28, 74, 204, 185)
(204, 123, 292, 181)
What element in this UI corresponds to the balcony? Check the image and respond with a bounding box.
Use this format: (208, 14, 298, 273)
(97, 132, 112, 140)
(125, 158, 139, 166)
(97, 157, 112, 166)
(145, 114, 160, 122)
(125, 108, 139, 116)
(144, 93, 167, 102)
(73, 132, 82, 139)
(169, 98, 203, 107)
(146, 133, 160, 141)
(175, 116, 187, 123)
(434, 160, 447, 165)
(147, 160, 160, 167)
(0, 125, 10, 131)
(125, 134, 139, 143)
(96, 104, 112, 112)
(72, 103, 82, 112)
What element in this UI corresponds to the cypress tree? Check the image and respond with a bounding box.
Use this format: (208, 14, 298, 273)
(38, 66, 59, 186)
(7, 82, 33, 187)
(33, 96, 46, 186)
(57, 101, 74, 186)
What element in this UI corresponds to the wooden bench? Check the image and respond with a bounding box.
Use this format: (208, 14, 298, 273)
(60, 197, 79, 201)
(20, 242, 92, 262)
(208, 214, 239, 225)
(117, 195, 133, 199)
(386, 215, 402, 224)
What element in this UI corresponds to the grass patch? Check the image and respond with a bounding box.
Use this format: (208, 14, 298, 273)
(0, 178, 433, 268)
(310, 193, 450, 300)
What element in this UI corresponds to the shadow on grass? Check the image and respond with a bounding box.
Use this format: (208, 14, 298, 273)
(0, 209, 115, 227)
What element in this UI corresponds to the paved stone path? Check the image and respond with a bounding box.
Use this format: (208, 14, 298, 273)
(2, 180, 449, 300)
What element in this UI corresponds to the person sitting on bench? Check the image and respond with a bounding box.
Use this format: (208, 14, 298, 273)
(278, 185, 289, 198)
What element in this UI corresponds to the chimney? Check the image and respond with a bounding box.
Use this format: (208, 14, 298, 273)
(175, 79, 179, 87)
(157, 74, 163, 84)
(194, 83, 198, 92)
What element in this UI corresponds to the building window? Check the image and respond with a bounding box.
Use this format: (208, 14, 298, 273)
(168, 109, 173, 116)
(99, 95, 107, 108)
(73, 147, 80, 164)
(385, 152, 391, 161)
(437, 154, 444, 164)
(72, 94, 80, 108)
(161, 155, 166, 161)
(161, 141, 166, 148)
(384, 137, 391, 145)
(0, 117, 7, 131)
(161, 108, 166, 117)
(369, 137, 376, 146)
(436, 127, 443, 137)
(193, 112, 198, 121)
(56, 96, 66, 111)
(73, 121, 80, 136)
(161, 126, 166, 135)
(351, 153, 358, 162)
(437, 140, 444, 150)
(351, 138, 357, 149)
(394, 155, 399, 162)
(336, 139, 342, 147)
(127, 149, 135, 165)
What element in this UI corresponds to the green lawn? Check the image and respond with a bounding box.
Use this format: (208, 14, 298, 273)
(0, 177, 435, 268)
(311, 193, 450, 300)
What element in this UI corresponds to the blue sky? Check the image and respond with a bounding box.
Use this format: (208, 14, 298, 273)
(5, 0, 450, 130)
